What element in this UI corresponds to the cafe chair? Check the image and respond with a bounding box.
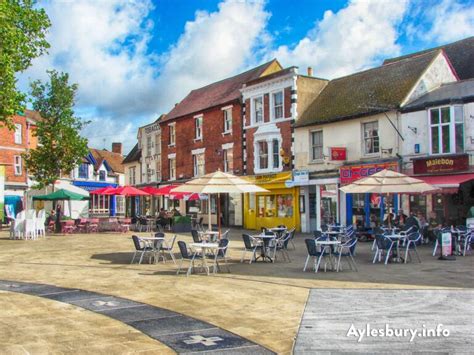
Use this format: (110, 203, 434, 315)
(459, 230, 473, 256)
(303, 238, 328, 273)
(221, 229, 230, 240)
(130, 235, 154, 264)
(273, 231, 292, 262)
(191, 229, 202, 243)
(404, 232, 422, 263)
(372, 235, 396, 265)
(240, 234, 261, 264)
(334, 237, 358, 272)
(176, 241, 202, 276)
(35, 209, 46, 238)
(208, 238, 230, 273)
(160, 234, 177, 264)
(287, 228, 296, 249)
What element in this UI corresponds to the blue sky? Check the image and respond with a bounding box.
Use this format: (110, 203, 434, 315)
(21, 0, 474, 154)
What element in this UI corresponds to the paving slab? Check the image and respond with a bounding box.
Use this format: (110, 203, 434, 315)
(128, 315, 216, 337)
(294, 289, 474, 354)
(98, 304, 177, 323)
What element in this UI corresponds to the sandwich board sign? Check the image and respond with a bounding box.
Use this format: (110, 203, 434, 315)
(441, 232, 452, 256)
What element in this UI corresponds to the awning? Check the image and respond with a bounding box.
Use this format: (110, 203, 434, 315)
(414, 173, 474, 193)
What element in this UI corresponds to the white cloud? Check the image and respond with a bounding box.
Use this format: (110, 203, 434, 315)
(419, 0, 474, 43)
(156, 0, 270, 108)
(271, 0, 409, 79)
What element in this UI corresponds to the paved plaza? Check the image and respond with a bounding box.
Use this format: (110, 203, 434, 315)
(0, 229, 472, 354)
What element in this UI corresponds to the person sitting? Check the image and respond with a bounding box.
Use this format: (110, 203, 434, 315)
(394, 210, 407, 227)
(157, 208, 170, 229)
(171, 207, 181, 217)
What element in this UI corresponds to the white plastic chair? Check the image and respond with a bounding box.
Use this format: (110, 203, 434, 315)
(24, 210, 37, 240)
(12, 211, 26, 239)
(36, 209, 46, 238)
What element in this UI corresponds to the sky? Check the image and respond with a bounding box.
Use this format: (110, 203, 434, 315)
(19, 0, 474, 155)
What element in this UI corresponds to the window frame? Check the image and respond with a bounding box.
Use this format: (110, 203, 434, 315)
(193, 152, 205, 177)
(78, 163, 89, 179)
(271, 90, 284, 120)
(168, 123, 176, 146)
(129, 167, 136, 185)
(362, 121, 380, 156)
(223, 108, 232, 134)
(169, 158, 176, 181)
(13, 155, 22, 176)
(428, 105, 464, 155)
(14, 123, 22, 144)
(252, 96, 264, 124)
(310, 130, 323, 162)
(195, 115, 203, 140)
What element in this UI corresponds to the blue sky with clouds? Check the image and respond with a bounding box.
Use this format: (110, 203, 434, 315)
(20, 0, 474, 154)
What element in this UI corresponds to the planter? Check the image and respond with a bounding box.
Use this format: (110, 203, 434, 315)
(171, 216, 192, 233)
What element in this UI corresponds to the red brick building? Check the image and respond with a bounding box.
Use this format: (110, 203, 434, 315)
(160, 59, 283, 226)
(0, 110, 40, 197)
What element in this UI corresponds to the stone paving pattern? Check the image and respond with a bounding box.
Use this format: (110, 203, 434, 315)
(0, 229, 472, 353)
(295, 289, 474, 354)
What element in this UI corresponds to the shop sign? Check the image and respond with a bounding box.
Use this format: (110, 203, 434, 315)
(330, 147, 347, 161)
(340, 161, 398, 184)
(441, 232, 452, 256)
(144, 123, 160, 134)
(251, 171, 292, 185)
(413, 154, 469, 175)
(292, 170, 309, 186)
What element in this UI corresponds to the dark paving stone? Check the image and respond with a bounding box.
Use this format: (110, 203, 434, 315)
(191, 346, 275, 355)
(98, 304, 177, 323)
(42, 290, 103, 302)
(129, 315, 215, 337)
(155, 328, 260, 354)
(68, 295, 141, 312)
(0, 281, 71, 296)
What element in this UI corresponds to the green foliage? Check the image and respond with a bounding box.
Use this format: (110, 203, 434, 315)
(0, 0, 50, 129)
(24, 70, 89, 189)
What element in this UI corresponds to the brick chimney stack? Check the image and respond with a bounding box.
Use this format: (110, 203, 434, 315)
(307, 67, 313, 77)
(112, 142, 122, 155)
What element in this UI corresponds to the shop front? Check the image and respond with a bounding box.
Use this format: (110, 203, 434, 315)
(244, 172, 300, 231)
(72, 180, 121, 216)
(409, 154, 474, 226)
(340, 160, 400, 228)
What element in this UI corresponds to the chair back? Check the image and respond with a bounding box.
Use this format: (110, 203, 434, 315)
(221, 229, 230, 240)
(167, 235, 177, 249)
(242, 234, 254, 249)
(132, 235, 142, 251)
(277, 225, 287, 229)
(313, 230, 322, 239)
(408, 232, 421, 243)
(198, 217, 203, 225)
(191, 229, 201, 243)
(305, 238, 318, 256)
(26, 209, 36, 219)
(177, 241, 190, 259)
(321, 225, 328, 232)
(375, 235, 392, 250)
(217, 238, 229, 257)
(344, 237, 358, 255)
(154, 232, 165, 239)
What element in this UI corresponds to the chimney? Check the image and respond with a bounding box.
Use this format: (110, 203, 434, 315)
(307, 67, 313, 77)
(112, 142, 122, 155)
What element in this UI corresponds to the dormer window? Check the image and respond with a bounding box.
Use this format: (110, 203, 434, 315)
(99, 170, 106, 181)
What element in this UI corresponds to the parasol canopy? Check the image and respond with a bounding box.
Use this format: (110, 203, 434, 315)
(32, 189, 89, 201)
(339, 169, 439, 194)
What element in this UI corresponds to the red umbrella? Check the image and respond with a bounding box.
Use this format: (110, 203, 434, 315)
(111, 186, 150, 196)
(154, 184, 181, 195)
(169, 192, 202, 201)
(140, 186, 161, 195)
(90, 186, 116, 195)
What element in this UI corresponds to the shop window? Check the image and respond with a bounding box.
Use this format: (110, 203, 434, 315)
(409, 194, 426, 216)
(272, 91, 283, 120)
(430, 106, 464, 154)
(277, 194, 293, 217)
(14, 124, 22, 144)
(257, 195, 276, 217)
(363, 121, 379, 155)
(311, 131, 323, 161)
(253, 96, 263, 124)
(223, 108, 232, 133)
(258, 141, 268, 169)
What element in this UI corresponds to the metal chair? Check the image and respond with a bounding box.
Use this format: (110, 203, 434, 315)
(303, 238, 328, 272)
(335, 237, 358, 272)
(159, 234, 177, 264)
(240, 234, 261, 264)
(176, 241, 201, 276)
(209, 238, 230, 273)
(191, 229, 202, 243)
(372, 235, 396, 265)
(130, 235, 154, 264)
(404, 232, 422, 263)
(273, 231, 292, 262)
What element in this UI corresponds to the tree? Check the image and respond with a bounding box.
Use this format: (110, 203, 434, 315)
(0, 0, 51, 129)
(24, 70, 89, 189)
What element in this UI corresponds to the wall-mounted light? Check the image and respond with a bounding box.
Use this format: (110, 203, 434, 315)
(408, 126, 417, 134)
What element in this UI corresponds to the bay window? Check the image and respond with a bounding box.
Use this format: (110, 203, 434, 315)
(258, 141, 268, 169)
(256, 138, 281, 172)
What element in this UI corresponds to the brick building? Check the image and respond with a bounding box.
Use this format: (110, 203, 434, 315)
(0, 110, 40, 201)
(160, 59, 283, 226)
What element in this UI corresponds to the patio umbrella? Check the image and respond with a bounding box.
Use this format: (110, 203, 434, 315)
(339, 169, 438, 227)
(169, 192, 203, 201)
(109, 186, 150, 196)
(171, 170, 268, 235)
(154, 184, 181, 195)
(140, 186, 162, 195)
(90, 186, 116, 195)
(32, 189, 89, 217)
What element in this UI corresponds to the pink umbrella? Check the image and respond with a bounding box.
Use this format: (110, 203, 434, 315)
(169, 192, 202, 201)
(140, 186, 162, 195)
(110, 186, 150, 196)
(154, 184, 181, 195)
(90, 186, 116, 195)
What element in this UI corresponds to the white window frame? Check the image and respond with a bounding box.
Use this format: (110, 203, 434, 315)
(168, 123, 176, 146)
(193, 152, 205, 177)
(194, 114, 203, 140)
(14, 123, 22, 144)
(251, 96, 264, 124)
(169, 157, 176, 181)
(146, 136, 152, 156)
(14, 155, 22, 176)
(222, 107, 233, 134)
(254, 138, 282, 173)
(310, 130, 323, 162)
(428, 105, 464, 155)
(129, 167, 136, 185)
(222, 143, 234, 173)
(271, 90, 284, 121)
(362, 121, 380, 156)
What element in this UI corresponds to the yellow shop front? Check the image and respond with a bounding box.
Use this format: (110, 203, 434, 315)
(244, 172, 300, 231)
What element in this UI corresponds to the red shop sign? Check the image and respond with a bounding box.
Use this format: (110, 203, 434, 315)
(340, 161, 398, 184)
(330, 147, 347, 161)
(413, 154, 469, 175)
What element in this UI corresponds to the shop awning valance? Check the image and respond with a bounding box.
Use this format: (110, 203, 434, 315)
(414, 173, 474, 193)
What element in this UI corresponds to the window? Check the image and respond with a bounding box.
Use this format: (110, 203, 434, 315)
(169, 124, 175, 145)
(363, 121, 379, 154)
(155, 134, 161, 154)
(311, 131, 323, 161)
(78, 163, 89, 179)
(277, 194, 293, 217)
(430, 106, 464, 154)
(146, 136, 152, 156)
(195, 116, 203, 140)
(223, 148, 233, 172)
(258, 141, 268, 169)
(146, 163, 152, 183)
(272, 91, 283, 119)
(193, 153, 205, 177)
(169, 158, 176, 180)
(223, 108, 232, 133)
(14, 124, 22, 144)
(99, 170, 106, 181)
(272, 139, 280, 168)
(129, 167, 136, 185)
(14, 156, 22, 175)
(253, 96, 263, 123)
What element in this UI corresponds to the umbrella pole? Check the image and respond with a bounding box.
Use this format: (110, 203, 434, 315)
(217, 193, 221, 239)
(208, 194, 212, 231)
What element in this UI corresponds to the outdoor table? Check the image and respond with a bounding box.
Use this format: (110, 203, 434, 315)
(146, 218, 156, 232)
(269, 227, 287, 238)
(388, 234, 407, 262)
(252, 234, 276, 262)
(315, 240, 341, 271)
(139, 237, 165, 263)
(200, 230, 220, 242)
(190, 242, 219, 275)
(324, 230, 344, 240)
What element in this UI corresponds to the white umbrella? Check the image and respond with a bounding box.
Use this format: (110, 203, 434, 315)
(339, 169, 439, 227)
(172, 171, 268, 234)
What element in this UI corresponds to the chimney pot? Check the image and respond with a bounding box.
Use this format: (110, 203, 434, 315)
(112, 142, 122, 155)
(307, 67, 313, 76)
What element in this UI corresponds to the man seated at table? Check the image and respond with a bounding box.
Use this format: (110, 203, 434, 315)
(157, 208, 170, 229)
